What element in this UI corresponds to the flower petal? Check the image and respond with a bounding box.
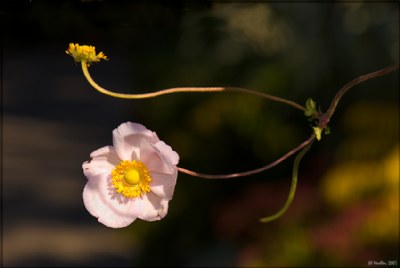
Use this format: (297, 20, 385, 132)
(139, 141, 172, 174)
(113, 122, 159, 161)
(83, 146, 120, 179)
(153, 141, 179, 166)
(83, 174, 138, 228)
(139, 140, 179, 199)
(132, 192, 169, 221)
(149, 170, 178, 200)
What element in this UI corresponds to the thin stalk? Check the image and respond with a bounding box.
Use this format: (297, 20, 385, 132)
(177, 134, 315, 179)
(322, 63, 399, 127)
(81, 61, 305, 111)
(259, 141, 313, 223)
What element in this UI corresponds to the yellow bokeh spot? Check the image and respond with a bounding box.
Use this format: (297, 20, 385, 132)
(66, 43, 108, 66)
(321, 146, 399, 208)
(111, 160, 151, 198)
(321, 145, 399, 243)
(365, 147, 400, 242)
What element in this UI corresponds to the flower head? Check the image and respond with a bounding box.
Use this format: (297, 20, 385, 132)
(66, 43, 108, 66)
(82, 122, 179, 228)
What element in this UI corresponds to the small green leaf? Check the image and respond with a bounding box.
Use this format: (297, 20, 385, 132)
(304, 98, 317, 117)
(324, 126, 330, 135)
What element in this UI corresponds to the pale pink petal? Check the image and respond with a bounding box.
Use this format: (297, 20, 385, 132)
(132, 192, 169, 221)
(149, 170, 178, 200)
(153, 141, 179, 166)
(112, 122, 159, 160)
(83, 172, 141, 228)
(83, 146, 120, 179)
(140, 141, 174, 174)
(90, 146, 115, 159)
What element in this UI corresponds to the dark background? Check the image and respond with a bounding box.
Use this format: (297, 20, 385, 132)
(2, 1, 399, 267)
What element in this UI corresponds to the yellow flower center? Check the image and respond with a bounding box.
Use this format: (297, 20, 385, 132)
(124, 169, 140, 185)
(66, 43, 108, 65)
(111, 160, 151, 198)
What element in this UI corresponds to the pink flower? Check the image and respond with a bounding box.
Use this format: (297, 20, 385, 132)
(82, 122, 179, 228)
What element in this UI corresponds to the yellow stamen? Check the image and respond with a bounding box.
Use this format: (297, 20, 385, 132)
(111, 160, 151, 198)
(66, 43, 108, 66)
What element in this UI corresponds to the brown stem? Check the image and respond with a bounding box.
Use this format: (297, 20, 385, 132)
(177, 134, 315, 179)
(322, 63, 399, 128)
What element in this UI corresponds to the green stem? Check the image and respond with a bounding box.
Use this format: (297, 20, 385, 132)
(259, 141, 313, 223)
